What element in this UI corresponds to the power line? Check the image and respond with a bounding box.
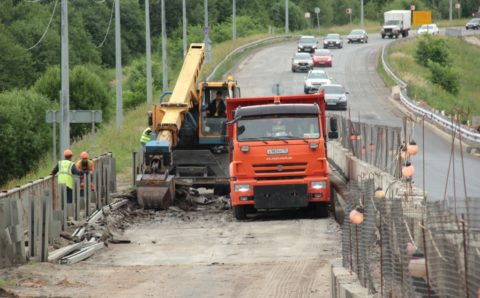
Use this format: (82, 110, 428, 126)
(26, 0, 59, 51)
(95, 0, 115, 48)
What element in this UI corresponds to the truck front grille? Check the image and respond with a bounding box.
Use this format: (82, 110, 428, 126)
(252, 162, 307, 180)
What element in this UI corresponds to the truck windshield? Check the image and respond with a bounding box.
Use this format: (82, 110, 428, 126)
(385, 20, 400, 25)
(237, 115, 320, 141)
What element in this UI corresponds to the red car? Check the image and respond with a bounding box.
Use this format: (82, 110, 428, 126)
(311, 49, 332, 67)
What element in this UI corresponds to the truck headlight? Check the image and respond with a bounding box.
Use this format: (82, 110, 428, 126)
(311, 181, 327, 189)
(235, 184, 250, 192)
(298, 45, 303, 48)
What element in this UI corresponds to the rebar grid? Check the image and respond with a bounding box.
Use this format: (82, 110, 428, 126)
(340, 178, 480, 297)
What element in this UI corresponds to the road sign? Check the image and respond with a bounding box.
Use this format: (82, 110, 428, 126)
(314, 7, 320, 14)
(46, 110, 103, 123)
(304, 12, 310, 18)
(203, 26, 209, 35)
(346, 8, 352, 14)
(410, 5, 415, 11)
(455, 3, 461, 9)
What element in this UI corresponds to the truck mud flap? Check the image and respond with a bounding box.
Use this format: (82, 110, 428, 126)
(254, 184, 308, 209)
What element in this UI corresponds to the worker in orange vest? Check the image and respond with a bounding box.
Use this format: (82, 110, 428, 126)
(75, 151, 95, 196)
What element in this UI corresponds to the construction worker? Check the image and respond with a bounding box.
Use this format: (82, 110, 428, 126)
(140, 127, 153, 146)
(51, 149, 83, 204)
(75, 151, 95, 196)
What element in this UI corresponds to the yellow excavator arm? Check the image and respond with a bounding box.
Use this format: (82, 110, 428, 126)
(151, 43, 205, 147)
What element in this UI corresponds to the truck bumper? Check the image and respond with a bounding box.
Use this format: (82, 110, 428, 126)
(230, 178, 330, 209)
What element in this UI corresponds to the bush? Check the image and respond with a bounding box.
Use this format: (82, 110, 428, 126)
(427, 61, 459, 95)
(415, 35, 451, 67)
(0, 90, 52, 185)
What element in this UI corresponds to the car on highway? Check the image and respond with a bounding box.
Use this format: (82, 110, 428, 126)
(320, 84, 348, 110)
(347, 29, 368, 43)
(465, 18, 480, 30)
(291, 52, 313, 72)
(303, 69, 332, 94)
(323, 33, 343, 49)
(417, 24, 439, 35)
(297, 35, 317, 53)
(311, 49, 332, 67)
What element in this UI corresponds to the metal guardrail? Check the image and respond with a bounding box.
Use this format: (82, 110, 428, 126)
(381, 40, 480, 144)
(206, 34, 296, 81)
(0, 153, 117, 268)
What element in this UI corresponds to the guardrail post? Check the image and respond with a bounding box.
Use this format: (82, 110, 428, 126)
(85, 172, 91, 218)
(59, 184, 67, 230)
(74, 177, 80, 221)
(41, 190, 51, 262)
(10, 199, 26, 264)
(132, 151, 137, 186)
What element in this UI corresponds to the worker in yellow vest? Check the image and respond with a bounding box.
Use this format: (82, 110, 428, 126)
(140, 127, 153, 146)
(51, 149, 83, 204)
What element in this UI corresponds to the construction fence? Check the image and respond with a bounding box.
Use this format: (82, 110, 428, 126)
(334, 115, 404, 178)
(331, 114, 480, 297)
(0, 153, 116, 269)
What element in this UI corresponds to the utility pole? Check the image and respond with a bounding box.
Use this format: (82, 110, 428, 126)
(182, 0, 187, 56)
(115, 0, 123, 128)
(145, 0, 152, 103)
(449, 0, 453, 23)
(204, 0, 211, 63)
(360, 0, 364, 29)
(60, 0, 70, 157)
(161, 0, 168, 91)
(285, 0, 289, 33)
(232, 0, 236, 40)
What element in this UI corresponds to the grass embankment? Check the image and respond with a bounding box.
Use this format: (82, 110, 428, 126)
(386, 36, 480, 121)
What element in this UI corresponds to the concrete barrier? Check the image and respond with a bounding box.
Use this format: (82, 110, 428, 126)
(331, 258, 373, 298)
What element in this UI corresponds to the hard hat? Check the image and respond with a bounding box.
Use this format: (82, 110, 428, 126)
(227, 74, 233, 81)
(80, 151, 89, 159)
(64, 149, 73, 158)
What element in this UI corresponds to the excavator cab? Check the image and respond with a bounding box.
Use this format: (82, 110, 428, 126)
(198, 78, 238, 146)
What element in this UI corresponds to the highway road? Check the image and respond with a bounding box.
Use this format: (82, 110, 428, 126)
(232, 33, 480, 201)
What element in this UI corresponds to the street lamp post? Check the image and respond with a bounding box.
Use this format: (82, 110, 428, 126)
(360, 0, 364, 29)
(232, 0, 236, 40)
(285, 0, 289, 33)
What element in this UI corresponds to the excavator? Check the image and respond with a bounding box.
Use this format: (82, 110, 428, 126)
(136, 43, 239, 209)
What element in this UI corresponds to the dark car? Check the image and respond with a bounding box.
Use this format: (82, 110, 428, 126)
(323, 33, 343, 49)
(311, 49, 332, 67)
(466, 18, 480, 30)
(297, 35, 317, 53)
(347, 29, 368, 43)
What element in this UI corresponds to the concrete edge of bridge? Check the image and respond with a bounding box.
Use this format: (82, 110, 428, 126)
(330, 258, 374, 298)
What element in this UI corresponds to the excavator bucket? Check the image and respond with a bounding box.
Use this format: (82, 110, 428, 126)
(136, 174, 175, 210)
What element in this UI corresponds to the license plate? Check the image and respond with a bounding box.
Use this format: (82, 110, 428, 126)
(267, 148, 288, 155)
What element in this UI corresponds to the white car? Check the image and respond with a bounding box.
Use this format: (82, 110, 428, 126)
(304, 69, 332, 94)
(320, 84, 348, 110)
(417, 24, 439, 35)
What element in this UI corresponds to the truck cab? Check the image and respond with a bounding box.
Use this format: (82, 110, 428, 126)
(227, 94, 330, 219)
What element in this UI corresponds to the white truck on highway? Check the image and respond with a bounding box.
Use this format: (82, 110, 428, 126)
(381, 10, 411, 39)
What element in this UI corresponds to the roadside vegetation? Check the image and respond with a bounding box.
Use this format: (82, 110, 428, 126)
(387, 35, 480, 123)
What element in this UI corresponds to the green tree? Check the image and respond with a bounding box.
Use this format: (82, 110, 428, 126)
(415, 35, 451, 67)
(34, 65, 112, 138)
(0, 25, 36, 91)
(427, 61, 459, 95)
(0, 90, 52, 185)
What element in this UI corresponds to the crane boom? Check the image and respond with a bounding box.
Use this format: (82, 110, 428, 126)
(152, 43, 205, 147)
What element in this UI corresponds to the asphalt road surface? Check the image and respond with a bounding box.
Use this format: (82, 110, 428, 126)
(232, 32, 480, 200)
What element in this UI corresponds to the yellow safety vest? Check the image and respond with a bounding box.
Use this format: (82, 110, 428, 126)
(58, 160, 74, 189)
(140, 128, 152, 145)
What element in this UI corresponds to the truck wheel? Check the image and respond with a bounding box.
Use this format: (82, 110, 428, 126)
(233, 205, 246, 220)
(312, 202, 329, 218)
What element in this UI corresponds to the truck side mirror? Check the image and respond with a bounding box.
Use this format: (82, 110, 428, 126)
(328, 117, 338, 139)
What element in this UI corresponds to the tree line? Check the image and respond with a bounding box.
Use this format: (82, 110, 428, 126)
(0, 0, 477, 186)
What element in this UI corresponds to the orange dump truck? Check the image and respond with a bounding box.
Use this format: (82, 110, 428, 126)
(226, 93, 333, 219)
